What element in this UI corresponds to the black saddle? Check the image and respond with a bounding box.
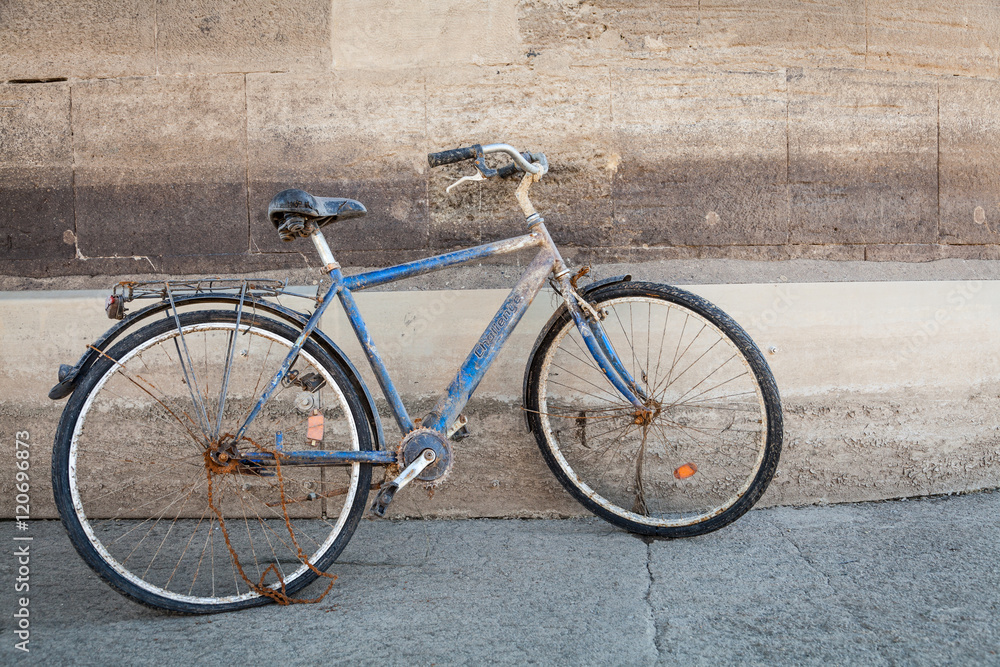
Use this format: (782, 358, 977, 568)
(268, 189, 366, 240)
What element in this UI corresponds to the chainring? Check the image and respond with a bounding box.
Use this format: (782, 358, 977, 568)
(398, 427, 453, 483)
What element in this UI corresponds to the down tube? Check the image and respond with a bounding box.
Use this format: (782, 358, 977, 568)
(423, 249, 556, 433)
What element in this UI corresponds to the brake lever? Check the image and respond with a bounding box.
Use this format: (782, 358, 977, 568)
(446, 170, 486, 193)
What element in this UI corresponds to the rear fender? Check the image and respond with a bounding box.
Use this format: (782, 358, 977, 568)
(48, 294, 386, 450)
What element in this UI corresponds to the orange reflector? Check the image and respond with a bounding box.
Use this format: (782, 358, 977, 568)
(674, 463, 698, 479)
(307, 412, 324, 442)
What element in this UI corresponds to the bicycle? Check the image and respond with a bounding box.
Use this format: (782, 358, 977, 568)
(49, 143, 783, 613)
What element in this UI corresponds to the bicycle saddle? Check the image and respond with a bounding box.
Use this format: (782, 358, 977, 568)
(268, 189, 367, 231)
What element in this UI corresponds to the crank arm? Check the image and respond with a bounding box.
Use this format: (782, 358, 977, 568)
(371, 448, 436, 517)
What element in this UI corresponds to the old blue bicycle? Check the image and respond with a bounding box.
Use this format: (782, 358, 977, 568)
(50, 144, 783, 613)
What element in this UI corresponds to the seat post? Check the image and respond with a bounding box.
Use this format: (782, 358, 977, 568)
(310, 230, 339, 273)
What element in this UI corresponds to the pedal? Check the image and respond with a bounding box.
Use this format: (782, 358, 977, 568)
(370, 448, 436, 517)
(447, 414, 470, 441)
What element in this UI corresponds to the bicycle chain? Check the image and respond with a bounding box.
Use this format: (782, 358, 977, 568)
(203, 442, 336, 606)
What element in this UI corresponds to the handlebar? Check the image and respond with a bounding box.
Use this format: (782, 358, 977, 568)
(427, 143, 547, 177)
(427, 146, 478, 168)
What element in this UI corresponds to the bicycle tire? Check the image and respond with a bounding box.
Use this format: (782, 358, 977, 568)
(52, 310, 374, 613)
(525, 282, 782, 537)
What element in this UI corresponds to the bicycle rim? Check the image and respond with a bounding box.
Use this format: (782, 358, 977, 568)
(57, 312, 370, 611)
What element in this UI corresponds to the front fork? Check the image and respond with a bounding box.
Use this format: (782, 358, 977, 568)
(555, 273, 651, 410)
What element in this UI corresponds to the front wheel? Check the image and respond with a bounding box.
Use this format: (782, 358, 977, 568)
(52, 310, 374, 613)
(525, 282, 782, 537)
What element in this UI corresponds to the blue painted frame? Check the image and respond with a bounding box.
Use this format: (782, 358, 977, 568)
(236, 227, 646, 467)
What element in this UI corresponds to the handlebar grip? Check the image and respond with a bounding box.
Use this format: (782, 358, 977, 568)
(427, 146, 478, 168)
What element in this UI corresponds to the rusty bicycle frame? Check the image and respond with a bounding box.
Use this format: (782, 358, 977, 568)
(237, 162, 651, 476)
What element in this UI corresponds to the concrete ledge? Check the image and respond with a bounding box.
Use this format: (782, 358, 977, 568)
(2, 278, 998, 519)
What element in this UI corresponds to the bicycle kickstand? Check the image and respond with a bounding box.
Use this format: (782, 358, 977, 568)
(370, 449, 437, 517)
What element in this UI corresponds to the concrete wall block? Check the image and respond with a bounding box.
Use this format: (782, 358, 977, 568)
(788, 68, 937, 244)
(156, 0, 332, 75)
(247, 71, 428, 255)
(0, 167, 75, 262)
(0, 82, 72, 165)
(72, 75, 249, 258)
(518, 0, 865, 70)
(0, 290, 110, 519)
(6, 279, 1000, 517)
(518, 1, 700, 68)
(0, 82, 75, 262)
(332, 0, 521, 69)
(0, 1, 155, 80)
(865, 243, 1000, 262)
(867, 0, 1000, 78)
(611, 67, 789, 248)
(0, 257, 164, 280)
(696, 0, 866, 69)
(426, 66, 614, 249)
(940, 77, 1000, 244)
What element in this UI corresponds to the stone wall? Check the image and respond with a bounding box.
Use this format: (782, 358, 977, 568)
(2, 0, 999, 278)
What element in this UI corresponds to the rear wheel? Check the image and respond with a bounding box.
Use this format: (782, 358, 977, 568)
(52, 310, 374, 613)
(525, 282, 782, 537)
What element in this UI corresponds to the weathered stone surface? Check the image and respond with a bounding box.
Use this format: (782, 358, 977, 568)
(0, 82, 74, 262)
(247, 71, 428, 256)
(785, 244, 866, 261)
(868, 0, 1000, 78)
(612, 67, 788, 248)
(518, 0, 865, 70)
(788, 68, 937, 244)
(156, 0, 332, 74)
(331, 0, 521, 69)
(72, 75, 248, 258)
(518, 0, 700, 67)
(0, 82, 72, 165)
(865, 243, 1000, 262)
(0, 0, 154, 80)
(0, 168, 75, 263)
(425, 66, 614, 249)
(0, 257, 159, 279)
(696, 0, 866, 69)
(940, 77, 1000, 244)
(2, 3, 1000, 280)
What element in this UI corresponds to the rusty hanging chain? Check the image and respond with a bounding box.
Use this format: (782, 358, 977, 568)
(92, 337, 338, 606)
(204, 443, 337, 606)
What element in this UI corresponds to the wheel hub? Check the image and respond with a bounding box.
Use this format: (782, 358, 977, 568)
(205, 435, 241, 474)
(632, 402, 661, 427)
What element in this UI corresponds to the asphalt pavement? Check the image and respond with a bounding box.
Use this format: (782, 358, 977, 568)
(2, 491, 999, 665)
